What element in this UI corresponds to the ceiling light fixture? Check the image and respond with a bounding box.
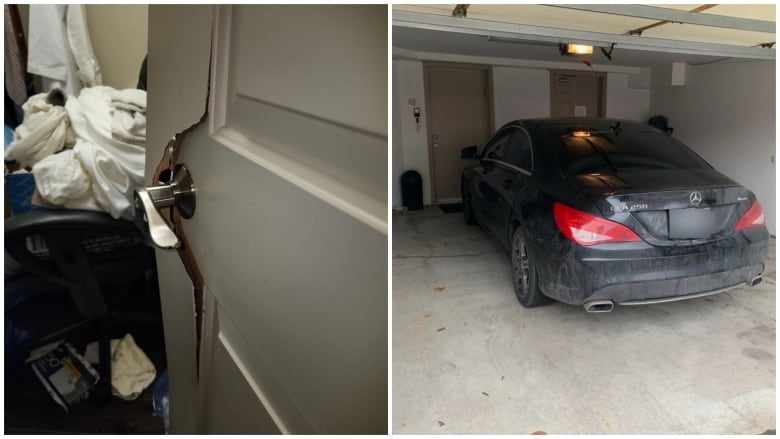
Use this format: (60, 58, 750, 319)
(559, 43, 593, 56)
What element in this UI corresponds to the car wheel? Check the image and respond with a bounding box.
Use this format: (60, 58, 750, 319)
(463, 183, 476, 225)
(511, 227, 551, 308)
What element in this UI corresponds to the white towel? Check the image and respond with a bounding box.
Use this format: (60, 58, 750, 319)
(109, 88, 146, 113)
(84, 334, 157, 401)
(111, 108, 146, 146)
(108, 88, 146, 146)
(64, 86, 146, 219)
(73, 140, 134, 219)
(31, 148, 100, 212)
(5, 93, 76, 168)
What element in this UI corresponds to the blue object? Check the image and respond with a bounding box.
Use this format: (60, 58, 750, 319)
(5, 124, 14, 149)
(6, 173, 46, 215)
(152, 369, 170, 431)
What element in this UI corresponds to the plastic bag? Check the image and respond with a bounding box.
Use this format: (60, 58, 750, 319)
(152, 369, 170, 431)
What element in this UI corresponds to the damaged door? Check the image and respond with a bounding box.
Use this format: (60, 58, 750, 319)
(144, 5, 387, 434)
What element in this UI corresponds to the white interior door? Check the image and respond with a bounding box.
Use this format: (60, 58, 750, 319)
(146, 5, 387, 434)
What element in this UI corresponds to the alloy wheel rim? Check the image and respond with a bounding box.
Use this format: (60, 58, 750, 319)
(512, 233, 530, 297)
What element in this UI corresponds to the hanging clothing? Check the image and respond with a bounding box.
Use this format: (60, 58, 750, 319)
(4, 4, 29, 107)
(27, 4, 102, 97)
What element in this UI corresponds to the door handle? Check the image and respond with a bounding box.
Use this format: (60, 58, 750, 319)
(133, 163, 196, 249)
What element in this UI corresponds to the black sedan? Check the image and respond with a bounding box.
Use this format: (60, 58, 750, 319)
(461, 118, 769, 312)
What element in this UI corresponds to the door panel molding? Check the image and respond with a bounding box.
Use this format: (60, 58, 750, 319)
(210, 5, 386, 233)
(199, 288, 311, 433)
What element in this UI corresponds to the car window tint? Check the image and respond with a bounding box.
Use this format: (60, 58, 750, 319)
(504, 129, 532, 171)
(542, 125, 711, 175)
(483, 130, 512, 160)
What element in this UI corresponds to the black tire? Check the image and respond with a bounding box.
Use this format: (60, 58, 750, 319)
(511, 227, 552, 308)
(462, 182, 476, 226)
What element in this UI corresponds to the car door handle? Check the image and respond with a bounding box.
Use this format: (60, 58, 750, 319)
(133, 163, 196, 249)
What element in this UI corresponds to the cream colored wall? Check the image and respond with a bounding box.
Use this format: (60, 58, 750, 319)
(86, 5, 149, 89)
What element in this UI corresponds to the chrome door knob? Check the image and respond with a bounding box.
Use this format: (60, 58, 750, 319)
(134, 163, 196, 249)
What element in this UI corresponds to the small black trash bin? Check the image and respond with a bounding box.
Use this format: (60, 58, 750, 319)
(400, 170, 423, 211)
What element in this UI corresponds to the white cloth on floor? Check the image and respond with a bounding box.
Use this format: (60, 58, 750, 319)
(5, 93, 76, 168)
(84, 334, 157, 401)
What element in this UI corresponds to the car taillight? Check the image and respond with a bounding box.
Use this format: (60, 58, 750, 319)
(734, 201, 765, 231)
(553, 202, 642, 246)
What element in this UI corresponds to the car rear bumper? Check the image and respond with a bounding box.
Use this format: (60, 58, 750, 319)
(588, 263, 763, 305)
(535, 228, 769, 306)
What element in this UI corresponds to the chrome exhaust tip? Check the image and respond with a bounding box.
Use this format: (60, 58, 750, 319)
(584, 300, 614, 313)
(749, 276, 763, 287)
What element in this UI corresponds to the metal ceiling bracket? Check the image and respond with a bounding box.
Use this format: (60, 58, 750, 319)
(452, 4, 469, 18)
(601, 42, 616, 61)
(544, 4, 776, 34)
(392, 10, 776, 60)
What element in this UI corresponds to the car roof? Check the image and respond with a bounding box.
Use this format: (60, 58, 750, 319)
(501, 118, 653, 132)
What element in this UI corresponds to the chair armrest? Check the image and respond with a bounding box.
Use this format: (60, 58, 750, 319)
(5, 210, 137, 236)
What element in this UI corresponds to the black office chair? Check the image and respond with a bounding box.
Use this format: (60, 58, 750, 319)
(5, 209, 158, 404)
(4, 55, 156, 404)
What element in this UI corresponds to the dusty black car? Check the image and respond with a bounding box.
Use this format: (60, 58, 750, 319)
(461, 118, 769, 312)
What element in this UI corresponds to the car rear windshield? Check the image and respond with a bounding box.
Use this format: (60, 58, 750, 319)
(541, 125, 711, 176)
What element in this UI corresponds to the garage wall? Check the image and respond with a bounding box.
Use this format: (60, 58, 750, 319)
(394, 59, 433, 206)
(606, 72, 651, 121)
(492, 66, 550, 128)
(393, 57, 654, 208)
(392, 61, 405, 207)
(649, 61, 776, 234)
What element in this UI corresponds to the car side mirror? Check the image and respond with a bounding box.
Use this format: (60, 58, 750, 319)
(461, 146, 479, 160)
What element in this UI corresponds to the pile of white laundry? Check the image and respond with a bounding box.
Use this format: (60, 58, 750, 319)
(5, 86, 146, 220)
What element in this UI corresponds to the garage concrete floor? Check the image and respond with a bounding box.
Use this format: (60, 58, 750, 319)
(392, 206, 776, 435)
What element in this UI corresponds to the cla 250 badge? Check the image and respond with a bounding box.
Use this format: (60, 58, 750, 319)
(610, 203, 649, 212)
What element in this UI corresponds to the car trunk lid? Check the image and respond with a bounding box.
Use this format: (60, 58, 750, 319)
(575, 168, 751, 245)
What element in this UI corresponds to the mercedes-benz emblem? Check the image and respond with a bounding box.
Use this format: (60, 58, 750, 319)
(689, 191, 702, 206)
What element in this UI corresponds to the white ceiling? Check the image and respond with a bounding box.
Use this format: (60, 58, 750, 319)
(392, 4, 776, 68)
